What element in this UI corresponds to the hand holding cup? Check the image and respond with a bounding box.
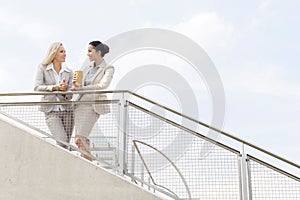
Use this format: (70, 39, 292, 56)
(71, 70, 83, 90)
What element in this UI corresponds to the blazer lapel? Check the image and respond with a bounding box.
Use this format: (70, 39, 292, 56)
(45, 64, 56, 84)
(79, 64, 92, 87)
(91, 60, 107, 83)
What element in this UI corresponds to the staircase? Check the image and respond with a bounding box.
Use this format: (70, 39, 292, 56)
(0, 90, 299, 200)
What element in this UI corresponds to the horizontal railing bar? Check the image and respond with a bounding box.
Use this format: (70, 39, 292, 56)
(247, 154, 300, 182)
(91, 147, 116, 151)
(0, 90, 130, 96)
(0, 99, 120, 106)
(42, 136, 117, 139)
(127, 101, 241, 155)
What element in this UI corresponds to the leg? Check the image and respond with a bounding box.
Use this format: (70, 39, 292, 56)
(62, 110, 74, 143)
(74, 105, 99, 160)
(45, 112, 68, 148)
(74, 135, 92, 161)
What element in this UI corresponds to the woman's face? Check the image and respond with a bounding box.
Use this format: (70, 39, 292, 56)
(87, 45, 101, 61)
(53, 45, 66, 63)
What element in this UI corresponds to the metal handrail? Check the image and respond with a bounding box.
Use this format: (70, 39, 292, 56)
(0, 100, 120, 106)
(127, 101, 240, 155)
(247, 155, 300, 182)
(0, 89, 129, 96)
(0, 90, 299, 170)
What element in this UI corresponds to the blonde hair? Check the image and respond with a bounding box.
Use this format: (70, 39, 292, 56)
(40, 42, 63, 66)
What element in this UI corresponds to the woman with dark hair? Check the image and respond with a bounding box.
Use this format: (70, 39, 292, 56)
(34, 42, 74, 148)
(72, 41, 114, 160)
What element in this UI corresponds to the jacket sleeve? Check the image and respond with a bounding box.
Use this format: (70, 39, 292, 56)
(81, 66, 114, 90)
(34, 66, 54, 91)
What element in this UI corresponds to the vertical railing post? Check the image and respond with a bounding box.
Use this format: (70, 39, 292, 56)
(239, 144, 251, 200)
(117, 92, 128, 175)
(247, 157, 253, 200)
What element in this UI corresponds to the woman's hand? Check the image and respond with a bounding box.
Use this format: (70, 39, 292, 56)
(71, 74, 80, 90)
(72, 73, 78, 85)
(52, 78, 68, 91)
(59, 78, 68, 91)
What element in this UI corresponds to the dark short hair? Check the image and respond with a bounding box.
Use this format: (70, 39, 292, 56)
(89, 41, 109, 57)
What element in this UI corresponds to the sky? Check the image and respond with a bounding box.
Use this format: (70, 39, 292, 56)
(0, 0, 299, 167)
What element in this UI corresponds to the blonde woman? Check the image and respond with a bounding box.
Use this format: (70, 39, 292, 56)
(34, 42, 74, 148)
(72, 41, 114, 160)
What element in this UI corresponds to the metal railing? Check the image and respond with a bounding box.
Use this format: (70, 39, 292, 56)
(0, 90, 299, 200)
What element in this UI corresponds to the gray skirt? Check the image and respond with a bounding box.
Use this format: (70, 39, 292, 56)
(74, 104, 99, 137)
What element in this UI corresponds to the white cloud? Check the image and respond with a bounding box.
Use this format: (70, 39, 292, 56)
(173, 12, 238, 52)
(170, 10, 299, 99)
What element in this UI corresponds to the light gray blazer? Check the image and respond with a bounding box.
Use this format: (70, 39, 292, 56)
(34, 63, 73, 113)
(76, 60, 114, 115)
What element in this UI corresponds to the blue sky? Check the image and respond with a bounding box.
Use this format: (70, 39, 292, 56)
(0, 0, 299, 165)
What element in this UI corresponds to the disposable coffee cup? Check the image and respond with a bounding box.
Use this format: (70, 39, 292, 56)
(74, 70, 83, 86)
